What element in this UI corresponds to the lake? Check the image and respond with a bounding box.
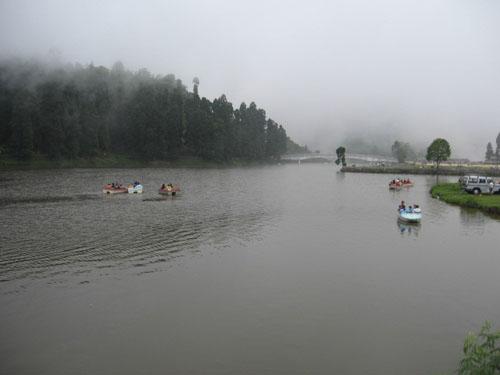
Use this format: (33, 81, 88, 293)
(1, 165, 499, 375)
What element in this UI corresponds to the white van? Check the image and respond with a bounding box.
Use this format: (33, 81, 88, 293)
(463, 176, 499, 195)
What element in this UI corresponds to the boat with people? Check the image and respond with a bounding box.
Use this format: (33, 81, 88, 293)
(397, 201, 421, 223)
(103, 183, 128, 194)
(158, 183, 181, 196)
(127, 181, 144, 194)
(401, 178, 414, 187)
(389, 181, 402, 190)
(389, 178, 413, 190)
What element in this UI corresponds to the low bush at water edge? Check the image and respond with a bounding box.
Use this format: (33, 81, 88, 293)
(454, 322, 500, 375)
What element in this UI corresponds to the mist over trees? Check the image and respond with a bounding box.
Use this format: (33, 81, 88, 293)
(0, 59, 289, 162)
(391, 141, 416, 163)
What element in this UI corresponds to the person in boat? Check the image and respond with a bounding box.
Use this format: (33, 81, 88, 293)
(407, 205, 413, 213)
(399, 201, 406, 211)
(413, 204, 421, 213)
(161, 183, 166, 190)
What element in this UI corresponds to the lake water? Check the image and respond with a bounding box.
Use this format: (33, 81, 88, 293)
(1, 165, 499, 375)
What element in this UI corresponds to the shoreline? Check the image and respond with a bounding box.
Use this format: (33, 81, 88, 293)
(430, 183, 500, 216)
(342, 164, 500, 177)
(0, 156, 282, 171)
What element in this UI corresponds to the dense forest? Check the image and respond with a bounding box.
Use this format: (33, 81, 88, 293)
(0, 58, 293, 162)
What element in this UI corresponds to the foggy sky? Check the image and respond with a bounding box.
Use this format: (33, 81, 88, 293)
(1, 0, 499, 158)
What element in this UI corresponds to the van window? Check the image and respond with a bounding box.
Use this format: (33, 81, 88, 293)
(479, 178, 486, 184)
(469, 177, 478, 183)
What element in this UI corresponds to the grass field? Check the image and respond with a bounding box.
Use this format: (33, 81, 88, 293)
(430, 183, 500, 216)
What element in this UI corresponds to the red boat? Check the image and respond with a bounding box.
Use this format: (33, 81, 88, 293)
(389, 179, 413, 190)
(159, 183, 181, 196)
(103, 184, 128, 194)
(389, 182, 402, 190)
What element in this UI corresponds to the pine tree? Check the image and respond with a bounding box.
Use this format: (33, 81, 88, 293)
(496, 132, 500, 163)
(485, 142, 494, 162)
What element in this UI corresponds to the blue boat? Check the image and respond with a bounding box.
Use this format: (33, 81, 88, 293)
(398, 208, 422, 223)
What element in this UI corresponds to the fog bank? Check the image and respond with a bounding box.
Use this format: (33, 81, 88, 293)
(1, 0, 499, 159)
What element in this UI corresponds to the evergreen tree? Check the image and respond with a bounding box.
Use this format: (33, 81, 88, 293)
(10, 90, 36, 160)
(0, 58, 295, 163)
(485, 142, 494, 162)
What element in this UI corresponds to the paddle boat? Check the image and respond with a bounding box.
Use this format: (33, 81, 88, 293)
(103, 183, 128, 194)
(401, 179, 414, 187)
(398, 206, 422, 223)
(158, 183, 181, 196)
(389, 178, 413, 190)
(127, 182, 144, 194)
(389, 182, 402, 190)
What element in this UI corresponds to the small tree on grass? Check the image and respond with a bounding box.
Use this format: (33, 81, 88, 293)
(426, 138, 451, 173)
(335, 146, 346, 167)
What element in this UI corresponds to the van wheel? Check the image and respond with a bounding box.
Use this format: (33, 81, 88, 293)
(473, 188, 480, 195)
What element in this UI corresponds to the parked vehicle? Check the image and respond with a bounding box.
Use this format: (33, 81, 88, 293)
(458, 175, 470, 186)
(462, 175, 500, 195)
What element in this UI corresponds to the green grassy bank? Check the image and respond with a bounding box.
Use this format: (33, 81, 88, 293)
(0, 154, 278, 171)
(342, 164, 500, 177)
(430, 183, 500, 216)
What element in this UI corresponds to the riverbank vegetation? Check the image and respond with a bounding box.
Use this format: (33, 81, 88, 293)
(430, 183, 500, 216)
(0, 58, 300, 167)
(342, 164, 500, 177)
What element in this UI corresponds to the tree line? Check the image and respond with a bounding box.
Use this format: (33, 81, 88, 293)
(0, 59, 290, 162)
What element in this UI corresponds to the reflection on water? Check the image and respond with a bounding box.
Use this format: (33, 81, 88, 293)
(397, 220, 420, 237)
(460, 207, 486, 224)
